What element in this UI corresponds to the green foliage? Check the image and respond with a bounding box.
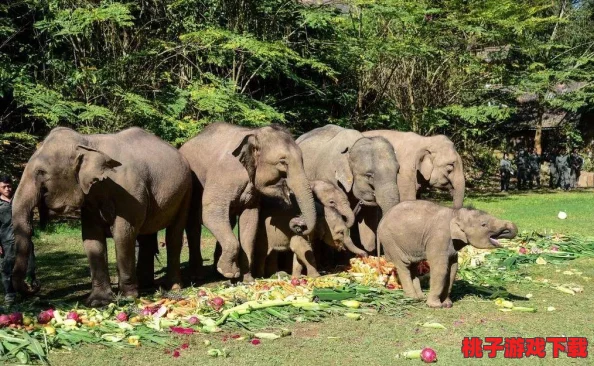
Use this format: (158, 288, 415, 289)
(0, 0, 593, 170)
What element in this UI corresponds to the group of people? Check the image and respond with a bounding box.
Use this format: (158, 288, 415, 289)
(499, 148, 584, 192)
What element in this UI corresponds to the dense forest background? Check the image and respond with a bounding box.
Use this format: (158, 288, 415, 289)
(1, 0, 594, 182)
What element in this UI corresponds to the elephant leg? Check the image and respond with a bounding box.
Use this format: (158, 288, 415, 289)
(394, 261, 420, 300)
(410, 265, 424, 299)
(213, 214, 237, 277)
(254, 231, 270, 279)
(187, 183, 204, 281)
(112, 218, 140, 298)
(442, 256, 458, 308)
(292, 254, 304, 278)
(165, 199, 189, 290)
(265, 251, 279, 277)
(426, 256, 450, 308)
(136, 233, 157, 290)
(202, 199, 241, 279)
(290, 236, 319, 278)
(238, 207, 259, 283)
(82, 213, 113, 307)
(357, 206, 380, 253)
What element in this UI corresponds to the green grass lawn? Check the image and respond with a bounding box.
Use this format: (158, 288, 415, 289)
(15, 190, 594, 365)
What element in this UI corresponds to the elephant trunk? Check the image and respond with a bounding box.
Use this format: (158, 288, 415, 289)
(287, 163, 317, 236)
(451, 155, 465, 209)
(11, 167, 40, 295)
(336, 196, 355, 228)
(343, 235, 367, 257)
(375, 179, 400, 216)
(396, 172, 418, 202)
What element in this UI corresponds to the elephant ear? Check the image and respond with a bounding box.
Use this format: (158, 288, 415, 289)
(417, 150, 433, 181)
(335, 146, 354, 192)
(232, 133, 259, 183)
(75, 145, 121, 194)
(450, 215, 468, 243)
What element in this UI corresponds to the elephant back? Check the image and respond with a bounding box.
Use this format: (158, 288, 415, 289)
(297, 125, 363, 182)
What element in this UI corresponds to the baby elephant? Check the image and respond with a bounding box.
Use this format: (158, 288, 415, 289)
(377, 201, 517, 308)
(255, 181, 365, 278)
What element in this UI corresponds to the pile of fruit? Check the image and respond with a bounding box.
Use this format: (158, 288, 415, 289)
(348, 256, 401, 288)
(2, 232, 592, 364)
(0, 258, 414, 364)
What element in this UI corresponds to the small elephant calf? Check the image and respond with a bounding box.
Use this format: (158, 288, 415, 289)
(255, 181, 365, 278)
(377, 201, 517, 308)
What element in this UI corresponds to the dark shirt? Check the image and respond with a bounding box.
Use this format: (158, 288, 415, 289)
(515, 155, 527, 169)
(570, 154, 583, 170)
(0, 199, 15, 247)
(528, 153, 540, 169)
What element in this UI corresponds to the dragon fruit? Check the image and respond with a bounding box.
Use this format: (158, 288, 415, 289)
(9, 312, 23, 325)
(37, 311, 51, 324)
(116, 312, 128, 322)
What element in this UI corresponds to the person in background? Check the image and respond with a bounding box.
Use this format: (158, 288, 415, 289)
(527, 148, 541, 189)
(499, 153, 513, 192)
(514, 149, 527, 190)
(569, 148, 583, 189)
(546, 148, 559, 189)
(0, 175, 39, 306)
(556, 148, 571, 191)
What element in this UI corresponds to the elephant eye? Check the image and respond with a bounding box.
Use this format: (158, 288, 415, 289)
(365, 172, 374, 179)
(279, 158, 287, 166)
(329, 200, 336, 205)
(481, 222, 487, 227)
(446, 164, 454, 172)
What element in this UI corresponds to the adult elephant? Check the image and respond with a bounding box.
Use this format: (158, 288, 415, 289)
(180, 122, 316, 282)
(11, 127, 192, 306)
(296, 125, 400, 252)
(363, 130, 465, 208)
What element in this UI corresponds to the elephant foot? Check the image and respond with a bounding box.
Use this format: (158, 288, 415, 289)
(216, 257, 241, 279)
(442, 299, 453, 308)
(120, 285, 139, 299)
(426, 298, 444, 308)
(307, 270, 321, 278)
(86, 289, 114, 307)
(404, 290, 421, 299)
(242, 273, 255, 283)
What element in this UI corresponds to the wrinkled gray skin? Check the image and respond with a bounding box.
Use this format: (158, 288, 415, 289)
(296, 125, 400, 252)
(363, 130, 465, 208)
(12, 127, 192, 306)
(255, 181, 365, 278)
(180, 123, 317, 282)
(377, 201, 517, 308)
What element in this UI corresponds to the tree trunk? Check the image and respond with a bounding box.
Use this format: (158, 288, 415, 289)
(534, 107, 544, 155)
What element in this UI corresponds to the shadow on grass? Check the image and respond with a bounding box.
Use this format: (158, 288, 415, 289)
(450, 280, 529, 302)
(35, 250, 91, 304)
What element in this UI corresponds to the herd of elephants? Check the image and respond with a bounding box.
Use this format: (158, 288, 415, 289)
(10, 123, 517, 308)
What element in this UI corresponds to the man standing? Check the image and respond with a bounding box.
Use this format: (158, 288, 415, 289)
(527, 148, 541, 189)
(556, 149, 571, 191)
(547, 149, 559, 189)
(515, 149, 527, 190)
(499, 153, 513, 192)
(0, 175, 38, 305)
(569, 149, 584, 189)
